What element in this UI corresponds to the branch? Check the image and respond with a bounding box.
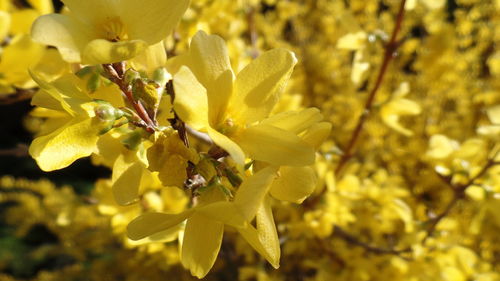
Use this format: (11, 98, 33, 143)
(0, 88, 36, 105)
(0, 144, 29, 157)
(304, 0, 408, 208)
(102, 63, 156, 133)
(333, 225, 411, 257)
(335, 0, 407, 176)
(423, 155, 499, 242)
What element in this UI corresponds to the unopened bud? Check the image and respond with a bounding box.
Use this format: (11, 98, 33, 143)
(123, 68, 141, 85)
(95, 104, 116, 121)
(152, 67, 172, 85)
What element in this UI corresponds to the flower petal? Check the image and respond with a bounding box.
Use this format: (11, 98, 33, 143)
(234, 166, 278, 221)
(112, 155, 144, 205)
(207, 127, 246, 166)
(256, 196, 280, 267)
(270, 166, 317, 203)
(61, 0, 120, 25)
(261, 107, 322, 134)
(236, 124, 315, 166)
(181, 214, 224, 279)
(0, 11, 10, 40)
(130, 41, 167, 76)
(29, 117, 100, 171)
(82, 39, 147, 65)
(31, 14, 92, 63)
(238, 224, 280, 269)
(28, 0, 54, 14)
(173, 66, 210, 131)
(121, 0, 189, 44)
(300, 122, 332, 149)
(197, 201, 247, 228)
(188, 31, 234, 124)
(127, 210, 194, 241)
(230, 48, 297, 124)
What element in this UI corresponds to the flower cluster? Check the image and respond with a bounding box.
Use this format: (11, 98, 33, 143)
(1, 0, 500, 280)
(25, 0, 329, 278)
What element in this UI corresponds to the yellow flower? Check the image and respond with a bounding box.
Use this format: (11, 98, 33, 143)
(128, 166, 279, 278)
(28, 73, 115, 171)
(171, 31, 316, 167)
(380, 82, 422, 136)
(31, 0, 189, 64)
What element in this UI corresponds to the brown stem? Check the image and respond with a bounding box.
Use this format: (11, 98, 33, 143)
(0, 144, 29, 157)
(423, 156, 499, 242)
(333, 225, 411, 257)
(304, 0, 408, 209)
(0, 88, 36, 105)
(102, 64, 155, 133)
(335, 0, 407, 176)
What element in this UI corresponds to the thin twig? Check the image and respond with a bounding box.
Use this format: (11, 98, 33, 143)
(102, 64, 155, 133)
(423, 155, 499, 242)
(335, 0, 407, 176)
(0, 144, 29, 157)
(333, 225, 412, 257)
(0, 88, 36, 105)
(304, 0, 408, 209)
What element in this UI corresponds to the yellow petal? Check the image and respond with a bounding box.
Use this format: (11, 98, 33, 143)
(82, 39, 147, 65)
(380, 98, 421, 136)
(30, 72, 90, 116)
(28, 0, 54, 14)
(234, 166, 278, 221)
(31, 48, 71, 83)
(29, 117, 100, 171)
(173, 66, 209, 131)
(230, 49, 297, 124)
(337, 31, 367, 50)
(0, 35, 44, 88)
(61, 0, 120, 25)
(31, 89, 66, 112)
(127, 210, 194, 241)
(486, 105, 500, 125)
(236, 124, 315, 166)
(158, 154, 188, 188)
(0, 11, 10, 40)
(270, 166, 317, 203)
(121, 0, 189, 44)
(197, 202, 246, 228)
(426, 134, 459, 159)
(112, 158, 144, 205)
(181, 213, 224, 279)
(421, 0, 446, 9)
(207, 127, 246, 166)
(300, 122, 332, 149)
(238, 224, 280, 269)
(130, 41, 167, 77)
(256, 196, 280, 267)
(188, 31, 234, 123)
(261, 107, 322, 134)
(10, 9, 39, 35)
(31, 14, 92, 63)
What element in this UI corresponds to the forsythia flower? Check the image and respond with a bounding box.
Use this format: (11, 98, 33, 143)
(128, 166, 279, 278)
(31, 0, 189, 64)
(0, 0, 58, 94)
(28, 73, 119, 171)
(171, 31, 317, 167)
(380, 82, 422, 136)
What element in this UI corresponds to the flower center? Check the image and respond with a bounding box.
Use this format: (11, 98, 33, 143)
(102, 17, 128, 41)
(218, 118, 238, 136)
